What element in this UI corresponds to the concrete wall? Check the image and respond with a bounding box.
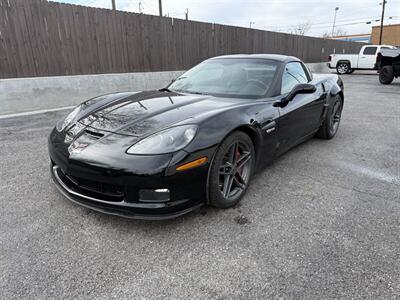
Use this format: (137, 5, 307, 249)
(0, 70, 184, 116)
(0, 63, 331, 116)
(306, 62, 332, 74)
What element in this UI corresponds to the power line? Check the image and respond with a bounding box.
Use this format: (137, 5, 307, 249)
(265, 15, 396, 33)
(271, 15, 392, 31)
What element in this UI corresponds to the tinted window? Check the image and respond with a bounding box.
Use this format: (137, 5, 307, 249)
(169, 58, 279, 98)
(363, 47, 377, 55)
(281, 62, 309, 94)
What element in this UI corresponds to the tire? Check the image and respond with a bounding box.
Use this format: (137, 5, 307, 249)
(208, 131, 255, 208)
(347, 68, 355, 74)
(336, 63, 350, 75)
(316, 95, 343, 139)
(379, 66, 394, 84)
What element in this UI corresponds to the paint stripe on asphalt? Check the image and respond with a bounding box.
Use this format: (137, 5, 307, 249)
(340, 161, 400, 184)
(0, 106, 74, 120)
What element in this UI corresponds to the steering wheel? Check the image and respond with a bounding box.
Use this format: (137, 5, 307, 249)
(246, 79, 268, 90)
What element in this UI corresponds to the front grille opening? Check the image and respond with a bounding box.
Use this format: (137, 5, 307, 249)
(57, 168, 125, 202)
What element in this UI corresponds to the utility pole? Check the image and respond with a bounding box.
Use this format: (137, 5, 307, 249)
(331, 7, 339, 36)
(185, 8, 189, 20)
(249, 21, 255, 28)
(379, 0, 387, 44)
(158, 0, 162, 16)
(139, 2, 142, 13)
(111, 0, 116, 10)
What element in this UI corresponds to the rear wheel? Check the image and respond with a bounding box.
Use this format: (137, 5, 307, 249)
(316, 95, 343, 139)
(379, 66, 394, 84)
(336, 63, 350, 75)
(208, 131, 255, 208)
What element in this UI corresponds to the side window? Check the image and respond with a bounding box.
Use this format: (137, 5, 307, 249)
(363, 47, 377, 55)
(281, 62, 309, 94)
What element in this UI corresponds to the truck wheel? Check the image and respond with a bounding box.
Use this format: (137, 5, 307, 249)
(379, 66, 394, 84)
(336, 63, 350, 75)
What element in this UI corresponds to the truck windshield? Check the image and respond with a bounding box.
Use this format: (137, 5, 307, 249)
(168, 58, 279, 99)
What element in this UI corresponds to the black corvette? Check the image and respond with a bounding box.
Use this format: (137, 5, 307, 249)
(49, 54, 344, 219)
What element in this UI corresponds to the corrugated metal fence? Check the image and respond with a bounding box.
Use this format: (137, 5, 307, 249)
(0, 0, 364, 79)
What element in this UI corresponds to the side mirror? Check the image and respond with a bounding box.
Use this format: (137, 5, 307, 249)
(274, 83, 316, 107)
(286, 83, 316, 101)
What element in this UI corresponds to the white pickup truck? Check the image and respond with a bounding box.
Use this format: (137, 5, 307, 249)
(327, 45, 397, 74)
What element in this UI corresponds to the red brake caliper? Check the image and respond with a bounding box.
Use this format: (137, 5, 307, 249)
(234, 148, 243, 183)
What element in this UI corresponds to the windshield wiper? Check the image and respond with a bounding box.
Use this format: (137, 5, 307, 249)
(168, 88, 207, 95)
(173, 76, 187, 82)
(158, 87, 173, 92)
(187, 91, 205, 95)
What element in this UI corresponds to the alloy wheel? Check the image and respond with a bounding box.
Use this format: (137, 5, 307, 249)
(337, 64, 349, 74)
(218, 141, 252, 201)
(329, 99, 342, 135)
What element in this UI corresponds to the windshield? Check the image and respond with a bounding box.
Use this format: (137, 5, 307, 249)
(168, 58, 279, 98)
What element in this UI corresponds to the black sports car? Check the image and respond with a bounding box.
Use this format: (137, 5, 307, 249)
(49, 54, 344, 219)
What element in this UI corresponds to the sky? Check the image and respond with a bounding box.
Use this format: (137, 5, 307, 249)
(54, 0, 400, 37)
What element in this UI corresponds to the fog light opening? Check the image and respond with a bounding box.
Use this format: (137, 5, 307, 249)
(139, 189, 170, 202)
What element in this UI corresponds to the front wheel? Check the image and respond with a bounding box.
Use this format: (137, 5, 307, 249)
(379, 66, 394, 84)
(316, 95, 343, 139)
(208, 131, 255, 208)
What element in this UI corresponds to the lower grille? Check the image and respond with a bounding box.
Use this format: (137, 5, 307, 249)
(55, 166, 125, 202)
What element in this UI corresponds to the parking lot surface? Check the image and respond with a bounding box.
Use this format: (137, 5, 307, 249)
(1, 74, 399, 299)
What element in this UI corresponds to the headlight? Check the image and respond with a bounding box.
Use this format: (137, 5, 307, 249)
(127, 125, 198, 155)
(56, 106, 80, 132)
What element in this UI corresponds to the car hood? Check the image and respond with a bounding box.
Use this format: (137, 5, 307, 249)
(76, 90, 244, 137)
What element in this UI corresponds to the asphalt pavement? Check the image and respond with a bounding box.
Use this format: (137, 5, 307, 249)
(1, 73, 399, 299)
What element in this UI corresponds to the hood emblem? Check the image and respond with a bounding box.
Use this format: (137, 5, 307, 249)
(68, 141, 89, 154)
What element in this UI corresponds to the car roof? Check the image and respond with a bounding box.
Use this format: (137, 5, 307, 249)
(208, 54, 300, 63)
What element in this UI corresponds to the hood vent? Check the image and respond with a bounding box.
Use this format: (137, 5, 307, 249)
(85, 129, 104, 139)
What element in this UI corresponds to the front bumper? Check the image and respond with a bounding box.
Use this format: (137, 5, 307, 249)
(49, 130, 215, 220)
(51, 165, 204, 219)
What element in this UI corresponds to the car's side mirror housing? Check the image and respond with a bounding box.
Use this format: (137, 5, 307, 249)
(274, 83, 316, 107)
(288, 83, 317, 101)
